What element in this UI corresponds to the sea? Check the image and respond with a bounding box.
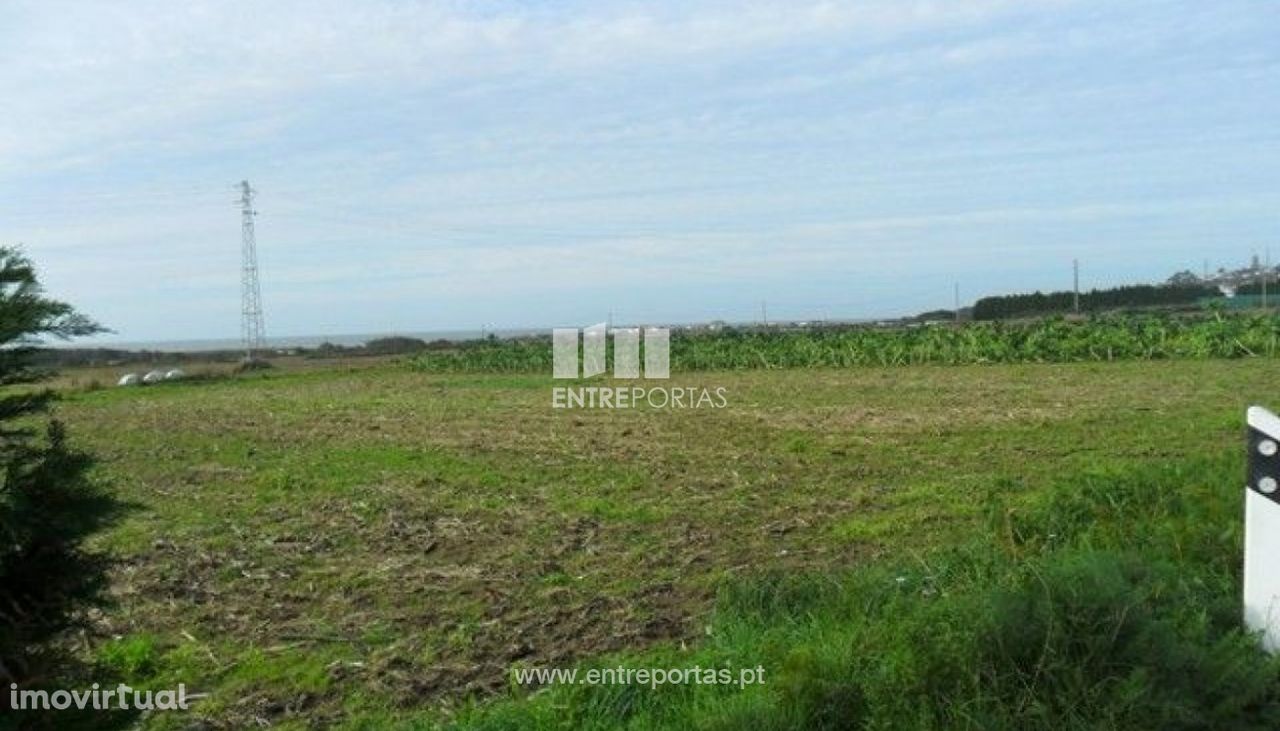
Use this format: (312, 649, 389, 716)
(61, 329, 542, 353)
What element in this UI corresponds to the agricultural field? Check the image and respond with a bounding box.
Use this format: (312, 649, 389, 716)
(11, 0, 1279, 726)
(415, 312, 1280, 373)
(42, 331, 1280, 728)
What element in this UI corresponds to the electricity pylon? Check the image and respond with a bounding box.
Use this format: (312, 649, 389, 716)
(238, 180, 266, 360)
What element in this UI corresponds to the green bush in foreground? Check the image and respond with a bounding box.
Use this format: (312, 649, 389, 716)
(413, 457, 1280, 730)
(412, 313, 1280, 373)
(0, 247, 115, 691)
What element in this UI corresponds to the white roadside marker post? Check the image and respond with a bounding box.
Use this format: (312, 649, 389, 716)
(1245, 406, 1280, 652)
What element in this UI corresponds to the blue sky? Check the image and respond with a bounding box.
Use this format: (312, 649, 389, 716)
(2, 0, 1277, 344)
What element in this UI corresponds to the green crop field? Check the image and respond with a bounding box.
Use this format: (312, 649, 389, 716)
(39, 348, 1280, 729)
(414, 313, 1280, 373)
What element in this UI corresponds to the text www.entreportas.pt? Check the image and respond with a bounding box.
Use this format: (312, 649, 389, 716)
(511, 665, 766, 690)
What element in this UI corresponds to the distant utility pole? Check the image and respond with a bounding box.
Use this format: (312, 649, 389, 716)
(1265, 248, 1271, 310)
(1072, 259, 1080, 314)
(238, 180, 267, 360)
(954, 282, 961, 322)
(761, 300, 768, 326)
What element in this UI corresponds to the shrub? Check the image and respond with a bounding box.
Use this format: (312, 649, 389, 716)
(0, 246, 117, 687)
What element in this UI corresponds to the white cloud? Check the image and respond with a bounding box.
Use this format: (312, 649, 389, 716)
(0, 0, 1054, 170)
(2, 0, 1277, 339)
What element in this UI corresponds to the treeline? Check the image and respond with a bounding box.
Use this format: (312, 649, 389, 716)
(972, 283, 1219, 320)
(1236, 281, 1279, 296)
(307, 336, 441, 358)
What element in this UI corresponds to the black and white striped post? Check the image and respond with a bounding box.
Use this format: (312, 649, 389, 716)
(1246, 406, 1280, 651)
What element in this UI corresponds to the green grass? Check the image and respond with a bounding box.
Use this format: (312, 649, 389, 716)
(37, 356, 1280, 728)
(436, 458, 1280, 730)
